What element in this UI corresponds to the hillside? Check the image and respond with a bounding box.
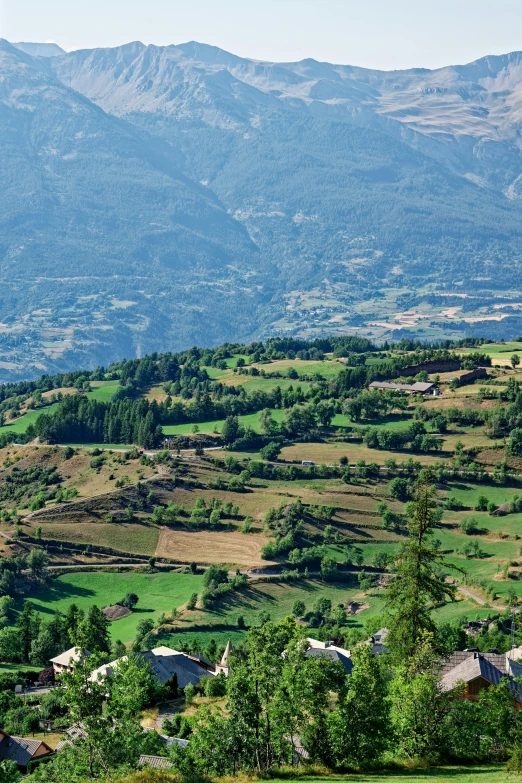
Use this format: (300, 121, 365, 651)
(0, 40, 260, 380)
(1, 335, 522, 652)
(0, 337, 522, 780)
(2, 42, 522, 373)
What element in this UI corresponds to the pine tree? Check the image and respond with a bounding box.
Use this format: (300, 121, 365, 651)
(384, 474, 459, 659)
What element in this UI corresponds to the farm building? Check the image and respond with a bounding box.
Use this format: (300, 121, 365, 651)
(368, 381, 438, 396)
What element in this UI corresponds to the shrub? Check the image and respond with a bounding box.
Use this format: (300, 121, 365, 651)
(292, 600, 306, 617)
(203, 672, 227, 698)
(475, 495, 489, 511)
(260, 441, 281, 461)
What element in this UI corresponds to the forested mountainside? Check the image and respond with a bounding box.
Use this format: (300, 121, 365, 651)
(2, 39, 522, 378)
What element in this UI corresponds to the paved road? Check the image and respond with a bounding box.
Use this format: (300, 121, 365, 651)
(457, 585, 507, 611)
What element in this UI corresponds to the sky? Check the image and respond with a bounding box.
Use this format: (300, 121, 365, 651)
(1, 0, 522, 70)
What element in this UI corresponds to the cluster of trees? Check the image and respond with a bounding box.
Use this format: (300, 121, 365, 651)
(27, 395, 163, 448)
(0, 601, 114, 666)
(363, 421, 443, 453)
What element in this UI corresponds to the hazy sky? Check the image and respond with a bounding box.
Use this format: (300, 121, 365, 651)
(1, 0, 522, 70)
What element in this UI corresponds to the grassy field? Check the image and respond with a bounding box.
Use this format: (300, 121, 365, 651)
(253, 359, 344, 379)
(221, 376, 313, 393)
(456, 341, 522, 367)
(273, 767, 508, 782)
(163, 409, 286, 436)
(0, 663, 41, 674)
(159, 578, 372, 649)
(88, 380, 121, 402)
(279, 442, 443, 466)
(0, 403, 61, 433)
(25, 571, 204, 644)
(0, 382, 119, 435)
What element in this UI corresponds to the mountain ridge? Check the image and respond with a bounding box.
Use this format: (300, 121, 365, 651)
(1, 39, 522, 378)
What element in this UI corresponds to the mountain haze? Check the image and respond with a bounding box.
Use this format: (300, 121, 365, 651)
(1, 39, 522, 377)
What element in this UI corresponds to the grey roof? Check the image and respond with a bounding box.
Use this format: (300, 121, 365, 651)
(369, 381, 434, 392)
(140, 650, 213, 688)
(0, 733, 52, 767)
(305, 647, 353, 674)
(90, 648, 214, 689)
(440, 650, 522, 678)
(440, 652, 522, 701)
(56, 723, 88, 752)
(139, 755, 173, 769)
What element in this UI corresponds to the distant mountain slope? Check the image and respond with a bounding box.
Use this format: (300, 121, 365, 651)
(51, 42, 522, 287)
(0, 40, 521, 378)
(0, 40, 261, 378)
(12, 41, 66, 57)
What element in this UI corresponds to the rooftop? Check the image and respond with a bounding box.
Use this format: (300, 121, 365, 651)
(50, 646, 90, 667)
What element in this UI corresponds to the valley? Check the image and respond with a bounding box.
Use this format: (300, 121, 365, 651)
(1, 336, 522, 660)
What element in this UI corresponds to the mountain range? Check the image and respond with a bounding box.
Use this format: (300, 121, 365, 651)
(2, 38, 522, 377)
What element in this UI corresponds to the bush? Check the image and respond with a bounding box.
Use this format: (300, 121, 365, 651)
(260, 441, 281, 461)
(460, 518, 480, 535)
(292, 600, 306, 617)
(446, 496, 464, 511)
(184, 683, 195, 704)
(203, 672, 227, 697)
(389, 477, 411, 501)
(121, 592, 139, 609)
(475, 495, 489, 511)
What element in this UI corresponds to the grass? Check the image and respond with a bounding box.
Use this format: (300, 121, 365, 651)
(24, 571, 205, 644)
(223, 376, 312, 393)
(159, 578, 371, 649)
(36, 522, 160, 556)
(0, 663, 41, 674)
(272, 765, 507, 781)
(0, 382, 118, 435)
(443, 482, 521, 508)
(279, 442, 443, 466)
(254, 359, 344, 379)
(0, 403, 61, 433)
(163, 409, 286, 436)
(88, 381, 120, 402)
(337, 413, 414, 432)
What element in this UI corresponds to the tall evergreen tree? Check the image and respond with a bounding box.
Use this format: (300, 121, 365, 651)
(384, 474, 458, 659)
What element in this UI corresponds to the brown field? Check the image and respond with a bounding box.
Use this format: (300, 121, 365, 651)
(155, 527, 272, 567)
(423, 396, 498, 411)
(279, 442, 443, 466)
(477, 448, 522, 470)
(42, 386, 78, 400)
(35, 522, 159, 555)
(144, 384, 169, 403)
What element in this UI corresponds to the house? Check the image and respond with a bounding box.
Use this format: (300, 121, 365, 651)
(215, 640, 232, 676)
(89, 645, 215, 688)
(440, 650, 522, 705)
(50, 646, 91, 675)
(139, 755, 173, 769)
(0, 728, 54, 772)
(368, 381, 438, 396)
(305, 638, 353, 674)
(368, 627, 389, 655)
(56, 723, 88, 751)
